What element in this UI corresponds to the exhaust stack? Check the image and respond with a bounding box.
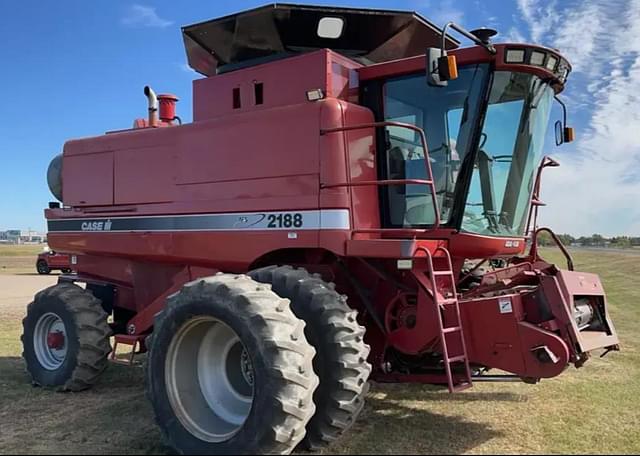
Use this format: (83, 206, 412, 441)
(144, 86, 158, 127)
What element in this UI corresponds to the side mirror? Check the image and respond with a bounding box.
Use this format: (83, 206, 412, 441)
(554, 96, 575, 146)
(555, 120, 564, 146)
(427, 48, 458, 87)
(555, 121, 575, 145)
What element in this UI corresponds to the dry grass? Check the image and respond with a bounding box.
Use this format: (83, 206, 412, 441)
(0, 244, 44, 257)
(0, 249, 638, 454)
(0, 245, 44, 275)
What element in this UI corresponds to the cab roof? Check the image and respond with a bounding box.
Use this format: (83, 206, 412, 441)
(182, 3, 459, 76)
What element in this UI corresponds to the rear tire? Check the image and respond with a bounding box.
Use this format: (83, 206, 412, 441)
(21, 282, 112, 391)
(36, 260, 50, 275)
(250, 265, 372, 451)
(146, 273, 319, 455)
(61, 268, 72, 274)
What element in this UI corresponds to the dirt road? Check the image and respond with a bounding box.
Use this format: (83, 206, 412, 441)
(0, 274, 57, 317)
(0, 274, 57, 298)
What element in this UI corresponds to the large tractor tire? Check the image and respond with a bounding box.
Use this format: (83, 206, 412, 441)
(250, 265, 372, 451)
(21, 282, 112, 391)
(146, 273, 319, 455)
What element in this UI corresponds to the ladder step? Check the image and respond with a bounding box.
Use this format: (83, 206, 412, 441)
(448, 355, 467, 363)
(113, 334, 142, 345)
(428, 246, 472, 393)
(452, 382, 473, 392)
(433, 271, 454, 276)
(110, 335, 145, 366)
(443, 326, 461, 334)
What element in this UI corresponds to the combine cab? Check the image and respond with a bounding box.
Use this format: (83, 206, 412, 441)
(23, 4, 619, 454)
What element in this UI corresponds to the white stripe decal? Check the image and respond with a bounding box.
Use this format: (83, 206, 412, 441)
(47, 209, 351, 233)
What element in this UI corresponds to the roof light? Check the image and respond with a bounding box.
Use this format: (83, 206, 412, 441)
(317, 17, 344, 39)
(530, 51, 546, 66)
(505, 49, 526, 64)
(546, 55, 559, 71)
(558, 64, 570, 82)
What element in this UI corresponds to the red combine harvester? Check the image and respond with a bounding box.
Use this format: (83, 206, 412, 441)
(23, 5, 619, 454)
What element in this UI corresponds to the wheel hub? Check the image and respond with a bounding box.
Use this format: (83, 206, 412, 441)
(47, 331, 65, 350)
(34, 313, 68, 370)
(166, 317, 255, 443)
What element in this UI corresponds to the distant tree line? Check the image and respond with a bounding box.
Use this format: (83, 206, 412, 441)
(536, 232, 640, 248)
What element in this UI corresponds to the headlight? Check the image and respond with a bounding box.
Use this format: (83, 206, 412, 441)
(504, 47, 571, 82)
(505, 49, 526, 63)
(530, 51, 546, 66)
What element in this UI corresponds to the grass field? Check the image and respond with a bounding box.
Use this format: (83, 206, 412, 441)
(0, 244, 43, 275)
(0, 248, 638, 454)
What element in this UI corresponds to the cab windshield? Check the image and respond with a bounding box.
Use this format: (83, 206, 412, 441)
(382, 67, 554, 237)
(461, 72, 554, 236)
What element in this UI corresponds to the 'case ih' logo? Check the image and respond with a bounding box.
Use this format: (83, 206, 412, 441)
(81, 220, 113, 231)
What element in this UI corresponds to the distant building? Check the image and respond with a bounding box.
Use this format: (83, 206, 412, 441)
(0, 230, 46, 244)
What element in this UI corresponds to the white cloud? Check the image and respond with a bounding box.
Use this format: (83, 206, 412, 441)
(551, 2, 605, 73)
(121, 4, 173, 28)
(500, 26, 526, 43)
(418, 0, 465, 27)
(516, 0, 560, 44)
(532, 0, 640, 236)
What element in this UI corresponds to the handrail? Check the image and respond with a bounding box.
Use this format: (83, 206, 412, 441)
(526, 156, 560, 237)
(321, 121, 441, 229)
(531, 227, 574, 271)
(321, 178, 433, 189)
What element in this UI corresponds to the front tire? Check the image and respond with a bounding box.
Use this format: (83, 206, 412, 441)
(250, 265, 372, 451)
(147, 274, 319, 455)
(21, 282, 112, 391)
(36, 260, 50, 275)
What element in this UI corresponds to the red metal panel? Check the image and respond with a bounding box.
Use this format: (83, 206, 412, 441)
(517, 321, 570, 378)
(546, 270, 620, 352)
(342, 104, 380, 234)
(319, 99, 351, 209)
(177, 103, 321, 186)
(63, 152, 114, 206)
(55, 101, 327, 218)
(193, 50, 329, 121)
(448, 232, 526, 258)
(176, 175, 319, 206)
(114, 146, 175, 204)
(345, 239, 444, 258)
(460, 294, 528, 375)
(50, 230, 322, 273)
(327, 51, 362, 101)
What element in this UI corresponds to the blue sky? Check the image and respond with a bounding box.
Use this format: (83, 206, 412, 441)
(0, 0, 638, 236)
